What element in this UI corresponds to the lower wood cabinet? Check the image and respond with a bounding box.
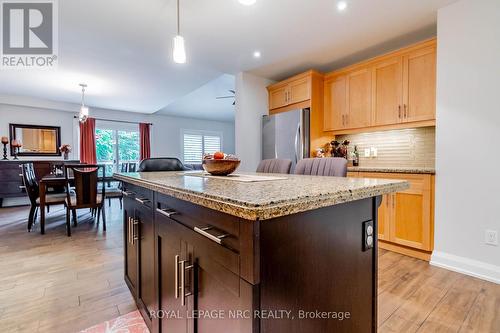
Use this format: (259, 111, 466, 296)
(155, 210, 255, 333)
(348, 171, 435, 260)
(123, 184, 155, 330)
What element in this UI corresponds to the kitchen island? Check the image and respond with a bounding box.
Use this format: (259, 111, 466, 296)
(114, 171, 408, 333)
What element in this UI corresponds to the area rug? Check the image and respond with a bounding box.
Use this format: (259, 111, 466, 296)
(79, 310, 149, 333)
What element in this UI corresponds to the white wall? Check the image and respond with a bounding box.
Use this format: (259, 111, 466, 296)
(234, 72, 273, 171)
(0, 98, 234, 162)
(433, 0, 500, 283)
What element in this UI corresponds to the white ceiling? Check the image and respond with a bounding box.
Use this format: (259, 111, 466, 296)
(0, 0, 457, 120)
(157, 74, 235, 121)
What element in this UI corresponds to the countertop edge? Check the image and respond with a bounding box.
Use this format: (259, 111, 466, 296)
(114, 173, 409, 221)
(347, 167, 435, 174)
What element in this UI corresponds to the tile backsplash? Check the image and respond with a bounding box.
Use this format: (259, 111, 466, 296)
(336, 127, 435, 169)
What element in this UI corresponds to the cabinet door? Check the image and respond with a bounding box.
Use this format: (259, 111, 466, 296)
(269, 85, 288, 110)
(324, 76, 347, 131)
(192, 241, 254, 333)
(123, 196, 138, 296)
(390, 176, 432, 251)
(377, 194, 392, 241)
(157, 219, 189, 333)
(136, 203, 155, 325)
(288, 77, 311, 105)
(402, 46, 436, 122)
(372, 57, 403, 126)
(346, 68, 372, 129)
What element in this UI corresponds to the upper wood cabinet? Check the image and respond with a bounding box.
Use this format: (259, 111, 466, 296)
(268, 72, 313, 111)
(269, 84, 289, 110)
(323, 38, 436, 134)
(347, 68, 372, 129)
(403, 46, 436, 123)
(372, 57, 403, 126)
(324, 75, 347, 131)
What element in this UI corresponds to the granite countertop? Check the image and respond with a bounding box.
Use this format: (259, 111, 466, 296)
(114, 171, 409, 221)
(347, 166, 435, 174)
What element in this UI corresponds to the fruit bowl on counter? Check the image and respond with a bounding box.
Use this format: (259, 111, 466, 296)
(202, 152, 241, 176)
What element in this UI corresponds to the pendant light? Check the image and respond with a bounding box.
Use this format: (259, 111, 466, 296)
(173, 0, 186, 64)
(79, 83, 89, 123)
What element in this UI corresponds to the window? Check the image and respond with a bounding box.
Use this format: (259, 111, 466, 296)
(96, 124, 140, 175)
(182, 131, 222, 164)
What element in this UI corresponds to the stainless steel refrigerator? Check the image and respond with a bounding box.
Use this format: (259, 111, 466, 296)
(262, 108, 310, 172)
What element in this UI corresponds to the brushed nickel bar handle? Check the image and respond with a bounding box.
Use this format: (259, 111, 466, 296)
(175, 255, 180, 299)
(135, 197, 150, 204)
(194, 226, 229, 245)
(19, 185, 26, 190)
(180, 260, 185, 306)
(156, 208, 178, 218)
(128, 217, 131, 244)
(122, 190, 135, 196)
(180, 260, 193, 306)
(132, 219, 139, 244)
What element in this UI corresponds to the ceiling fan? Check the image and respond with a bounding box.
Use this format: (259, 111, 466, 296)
(216, 90, 236, 105)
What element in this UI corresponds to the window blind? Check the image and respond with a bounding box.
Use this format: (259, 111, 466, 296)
(183, 132, 222, 163)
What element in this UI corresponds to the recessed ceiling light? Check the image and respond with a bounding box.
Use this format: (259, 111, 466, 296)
(253, 51, 261, 58)
(239, 0, 256, 6)
(337, 1, 347, 11)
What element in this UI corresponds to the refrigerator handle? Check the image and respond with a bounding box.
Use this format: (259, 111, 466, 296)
(294, 122, 300, 163)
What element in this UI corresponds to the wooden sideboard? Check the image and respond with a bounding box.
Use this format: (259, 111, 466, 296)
(0, 160, 79, 207)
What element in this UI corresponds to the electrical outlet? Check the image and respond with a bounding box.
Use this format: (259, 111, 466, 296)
(371, 147, 378, 157)
(485, 230, 498, 246)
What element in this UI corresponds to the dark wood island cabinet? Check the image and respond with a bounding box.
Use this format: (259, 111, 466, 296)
(115, 172, 408, 333)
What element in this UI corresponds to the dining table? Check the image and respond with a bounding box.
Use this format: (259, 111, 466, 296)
(38, 173, 115, 234)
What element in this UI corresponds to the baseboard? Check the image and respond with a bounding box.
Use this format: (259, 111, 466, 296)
(430, 251, 500, 285)
(379, 241, 432, 261)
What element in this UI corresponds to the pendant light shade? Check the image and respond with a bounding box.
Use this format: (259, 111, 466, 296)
(173, 0, 186, 64)
(173, 35, 186, 64)
(79, 83, 89, 123)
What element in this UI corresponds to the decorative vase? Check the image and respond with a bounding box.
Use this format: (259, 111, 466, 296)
(13, 146, 19, 160)
(64, 152, 69, 160)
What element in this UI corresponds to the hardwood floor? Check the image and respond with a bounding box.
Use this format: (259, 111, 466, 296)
(0, 202, 135, 333)
(0, 203, 499, 333)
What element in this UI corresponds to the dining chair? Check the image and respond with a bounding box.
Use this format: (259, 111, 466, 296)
(21, 163, 69, 232)
(256, 159, 292, 174)
(138, 157, 187, 172)
(120, 163, 128, 172)
(64, 164, 106, 237)
(294, 157, 348, 177)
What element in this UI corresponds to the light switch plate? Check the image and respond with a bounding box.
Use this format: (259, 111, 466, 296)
(371, 147, 378, 157)
(364, 148, 371, 158)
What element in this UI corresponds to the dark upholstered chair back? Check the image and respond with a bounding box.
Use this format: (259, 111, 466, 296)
(294, 158, 348, 177)
(65, 164, 105, 206)
(21, 163, 39, 204)
(138, 158, 186, 172)
(256, 159, 292, 174)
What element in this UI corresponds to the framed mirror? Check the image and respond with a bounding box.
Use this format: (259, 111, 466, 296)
(9, 124, 61, 157)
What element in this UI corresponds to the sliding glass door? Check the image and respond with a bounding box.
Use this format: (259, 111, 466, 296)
(96, 127, 139, 175)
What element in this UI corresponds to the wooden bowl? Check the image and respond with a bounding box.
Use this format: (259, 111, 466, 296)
(202, 159, 241, 176)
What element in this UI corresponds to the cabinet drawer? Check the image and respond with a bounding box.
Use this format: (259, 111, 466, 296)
(157, 211, 240, 278)
(0, 181, 26, 195)
(0, 167, 23, 181)
(155, 193, 240, 252)
(121, 183, 153, 209)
